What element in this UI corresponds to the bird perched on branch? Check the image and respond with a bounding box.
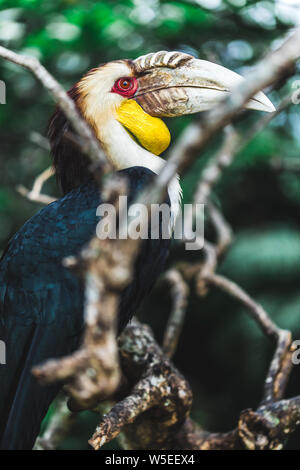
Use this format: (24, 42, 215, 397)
(0, 50, 274, 449)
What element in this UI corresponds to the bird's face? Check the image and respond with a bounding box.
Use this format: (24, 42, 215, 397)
(77, 51, 275, 157)
(77, 59, 172, 156)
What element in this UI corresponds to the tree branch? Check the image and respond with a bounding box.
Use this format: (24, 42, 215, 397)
(0, 46, 108, 173)
(162, 269, 189, 359)
(16, 166, 56, 205)
(33, 176, 138, 409)
(34, 394, 77, 450)
(89, 320, 193, 450)
(158, 28, 300, 186)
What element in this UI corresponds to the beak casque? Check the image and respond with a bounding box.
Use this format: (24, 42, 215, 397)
(133, 51, 275, 117)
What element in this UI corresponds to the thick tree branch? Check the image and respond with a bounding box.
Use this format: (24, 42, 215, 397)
(89, 320, 193, 450)
(33, 176, 139, 409)
(175, 395, 300, 450)
(88, 319, 300, 450)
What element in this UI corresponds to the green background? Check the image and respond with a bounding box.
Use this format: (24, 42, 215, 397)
(0, 0, 300, 450)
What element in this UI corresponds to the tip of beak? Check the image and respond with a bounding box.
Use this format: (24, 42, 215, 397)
(247, 90, 276, 113)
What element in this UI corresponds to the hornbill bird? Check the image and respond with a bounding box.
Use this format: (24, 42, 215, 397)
(0, 51, 275, 450)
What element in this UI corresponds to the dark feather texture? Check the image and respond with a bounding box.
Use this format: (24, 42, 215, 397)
(48, 86, 94, 194)
(0, 167, 170, 449)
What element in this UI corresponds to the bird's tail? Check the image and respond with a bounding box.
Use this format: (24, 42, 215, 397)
(0, 324, 60, 450)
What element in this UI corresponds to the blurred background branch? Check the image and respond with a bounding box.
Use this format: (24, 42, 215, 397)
(16, 166, 56, 204)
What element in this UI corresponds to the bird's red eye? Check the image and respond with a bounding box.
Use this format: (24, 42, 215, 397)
(112, 77, 138, 97)
(119, 79, 131, 90)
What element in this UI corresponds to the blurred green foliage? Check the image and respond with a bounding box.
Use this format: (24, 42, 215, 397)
(1, 0, 300, 450)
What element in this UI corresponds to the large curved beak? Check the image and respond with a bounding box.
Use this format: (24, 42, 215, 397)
(134, 53, 275, 117)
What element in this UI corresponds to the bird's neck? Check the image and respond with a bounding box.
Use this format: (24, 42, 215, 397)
(98, 118, 164, 173)
(48, 104, 182, 226)
(96, 119, 182, 226)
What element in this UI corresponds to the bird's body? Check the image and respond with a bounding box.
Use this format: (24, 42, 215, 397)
(0, 50, 274, 449)
(0, 168, 171, 450)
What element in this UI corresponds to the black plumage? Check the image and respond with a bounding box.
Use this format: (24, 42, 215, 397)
(0, 156, 170, 449)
